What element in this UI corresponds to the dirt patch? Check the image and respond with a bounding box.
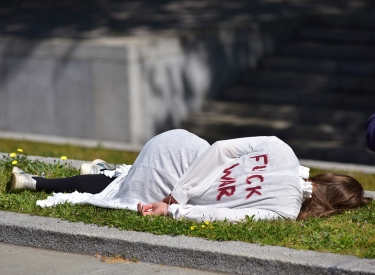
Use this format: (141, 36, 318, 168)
(95, 253, 140, 263)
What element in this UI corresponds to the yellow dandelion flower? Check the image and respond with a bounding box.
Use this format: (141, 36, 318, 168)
(9, 152, 16, 158)
(17, 148, 23, 153)
(209, 225, 213, 229)
(205, 221, 210, 225)
(201, 224, 206, 228)
(60, 156, 68, 160)
(190, 226, 197, 230)
(12, 160, 18, 165)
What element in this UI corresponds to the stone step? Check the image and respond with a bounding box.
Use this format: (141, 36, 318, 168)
(296, 28, 375, 45)
(201, 100, 371, 127)
(182, 13, 375, 165)
(313, 14, 375, 31)
(182, 113, 366, 145)
(261, 56, 375, 77)
(183, 117, 375, 165)
(279, 42, 375, 62)
(220, 86, 374, 110)
(286, 140, 374, 165)
(237, 70, 375, 94)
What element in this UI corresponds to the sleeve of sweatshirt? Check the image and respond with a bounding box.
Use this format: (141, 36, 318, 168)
(171, 136, 268, 205)
(167, 204, 281, 223)
(367, 113, 375, 152)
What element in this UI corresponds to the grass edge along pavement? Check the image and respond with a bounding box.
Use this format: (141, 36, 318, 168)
(2, 210, 375, 275)
(1, 153, 375, 261)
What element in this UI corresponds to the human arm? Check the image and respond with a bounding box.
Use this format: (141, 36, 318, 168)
(167, 204, 281, 223)
(171, 137, 268, 205)
(137, 201, 281, 222)
(367, 113, 375, 152)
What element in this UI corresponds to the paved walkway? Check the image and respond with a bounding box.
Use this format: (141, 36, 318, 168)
(0, 242, 223, 275)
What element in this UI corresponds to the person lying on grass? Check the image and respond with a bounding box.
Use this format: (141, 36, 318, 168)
(9, 129, 372, 222)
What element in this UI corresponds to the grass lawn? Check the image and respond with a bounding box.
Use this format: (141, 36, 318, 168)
(1, 138, 375, 258)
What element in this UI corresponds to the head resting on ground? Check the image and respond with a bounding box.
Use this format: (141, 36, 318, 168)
(297, 173, 372, 220)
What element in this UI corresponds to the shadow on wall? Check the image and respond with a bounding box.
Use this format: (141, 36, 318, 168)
(1, 0, 375, 144)
(0, 0, 299, 89)
(1, 0, 375, 38)
(2, 0, 374, 79)
(148, 27, 266, 136)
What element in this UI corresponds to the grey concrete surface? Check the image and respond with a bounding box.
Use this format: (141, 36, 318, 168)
(299, 159, 375, 174)
(0, 130, 143, 152)
(0, 242, 225, 275)
(0, 23, 273, 147)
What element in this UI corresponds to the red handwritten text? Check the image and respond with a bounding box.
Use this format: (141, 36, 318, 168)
(217, 163, 239, 201)
(215, 154, 269, 201)
(245, 154, 269, 199)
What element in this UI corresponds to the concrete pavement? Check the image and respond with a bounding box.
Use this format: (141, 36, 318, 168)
(0, 242, 224, 275)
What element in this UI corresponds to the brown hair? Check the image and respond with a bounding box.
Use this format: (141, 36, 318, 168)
(297, 173, 372, 220)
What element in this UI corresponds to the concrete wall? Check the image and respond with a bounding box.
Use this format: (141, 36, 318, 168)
(0, 25, 274, 147)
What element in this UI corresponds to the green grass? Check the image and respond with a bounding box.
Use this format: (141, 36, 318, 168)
(0, 138, 139, 165)
(1, 139, 375, 258)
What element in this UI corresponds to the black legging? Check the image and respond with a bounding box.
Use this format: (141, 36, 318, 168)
(33, 174, 115, 194)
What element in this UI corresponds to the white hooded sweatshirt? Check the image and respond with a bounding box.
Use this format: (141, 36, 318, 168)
(37, 130, 311, 223)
